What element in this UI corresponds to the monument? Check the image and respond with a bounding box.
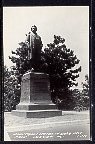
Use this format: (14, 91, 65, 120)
(12, 25, 62, 118)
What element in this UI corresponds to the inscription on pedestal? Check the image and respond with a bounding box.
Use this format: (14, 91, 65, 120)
(20, 72, 52, 104)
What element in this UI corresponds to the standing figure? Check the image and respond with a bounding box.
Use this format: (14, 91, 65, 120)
(25, 25, 43, 71)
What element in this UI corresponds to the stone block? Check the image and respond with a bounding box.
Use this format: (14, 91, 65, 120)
(20, 72, 52, 104)
(16, 103, 57, 110)
(12, 109, 62, 118)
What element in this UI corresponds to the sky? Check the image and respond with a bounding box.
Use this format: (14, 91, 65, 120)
(3, 6, 89, 88)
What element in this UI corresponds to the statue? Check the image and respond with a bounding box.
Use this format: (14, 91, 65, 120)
(25, 25, 43, 71)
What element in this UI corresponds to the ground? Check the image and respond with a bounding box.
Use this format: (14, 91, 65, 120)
(4, 110, 90, 141)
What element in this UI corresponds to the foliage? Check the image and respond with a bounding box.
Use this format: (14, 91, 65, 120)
(41, 36, 81, 88)
(40, 35, 81, 108)
(9, 42, 30, 83)
(72, 89, 84, 111)
(4, 66, 20, 111)
(54, 89, 75, 110)
(81, 74, 89, 109)
(72, 75, 89, 111)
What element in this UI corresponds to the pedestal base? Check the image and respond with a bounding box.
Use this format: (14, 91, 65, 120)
(12, 109, 62, 118)
(16, 103, 57, 110)
(12, 72, 62, 118)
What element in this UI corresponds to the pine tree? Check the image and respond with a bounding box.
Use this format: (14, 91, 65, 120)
(4, 66, 20, 111)
(81, 74, 89, 109)
(72, 75, 89, 111)
(40, 35, 81, 106)
(9, 42, 30, 83)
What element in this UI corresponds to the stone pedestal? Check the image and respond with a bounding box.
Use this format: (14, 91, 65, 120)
(12, 72, 62, 118)
(20, 72, 52, 104)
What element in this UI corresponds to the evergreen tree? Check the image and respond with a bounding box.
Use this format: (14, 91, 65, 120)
(4, 66, 20, 111)
(9, 42, 30, 83)
(40, 35, 81, 106)
(72, 74, 89, 111)
(72, 89, 83, 111)
(81, 74, 89, 109)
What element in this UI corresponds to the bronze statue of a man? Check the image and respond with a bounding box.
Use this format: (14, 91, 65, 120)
(25, 25, 43, 71)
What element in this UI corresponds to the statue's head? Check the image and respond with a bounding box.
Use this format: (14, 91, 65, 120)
(31, 25, 37, 33)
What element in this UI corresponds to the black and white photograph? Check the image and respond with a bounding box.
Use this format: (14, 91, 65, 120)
(3, 6, 90, 141)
